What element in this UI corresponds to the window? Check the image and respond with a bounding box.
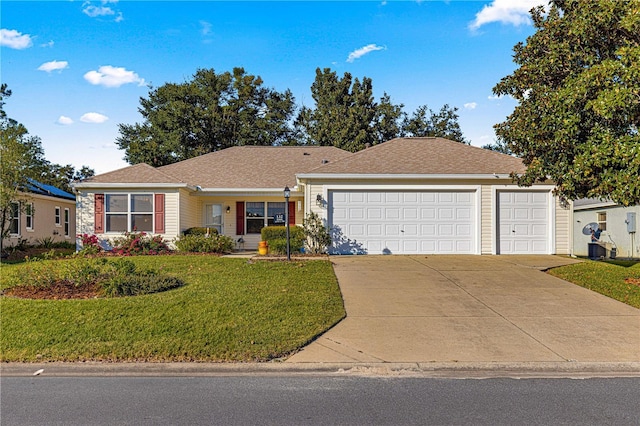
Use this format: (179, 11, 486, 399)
(245, 202, 286, 234)
(105, 194, 153, 233)
(25, 203, 34, 230)
(9, 202, 19, 235)
(64, 208, 70, 237)
(597, 212, 607, 231)
(246, 202, 265, 234)
(204, 204, 223, 234)
(55, 207, 61, 226)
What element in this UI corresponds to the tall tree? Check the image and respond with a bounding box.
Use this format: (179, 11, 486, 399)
(1, 88, 46, 250)
(296, 68, 379, 152)
(1, 87, 94, 250)
(116, 68, 297, 166)
(493, 0, 640, 205)
(401, 104, 468, 144)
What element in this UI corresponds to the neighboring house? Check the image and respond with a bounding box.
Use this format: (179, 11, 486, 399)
(2, 179, 76, 248)
(572, 199, 639, 259)
(74, 137, 571, 255)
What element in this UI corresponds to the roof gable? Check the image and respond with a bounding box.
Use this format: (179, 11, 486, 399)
(83, 163, 185, 184)
(306, 137, 526, 175)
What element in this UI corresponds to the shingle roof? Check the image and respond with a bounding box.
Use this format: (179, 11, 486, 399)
(159, 146, 352, 188)
(83, 163, 185, 184)
(305, 137, 526, 175)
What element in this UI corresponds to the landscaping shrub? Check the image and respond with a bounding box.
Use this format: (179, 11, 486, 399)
(261, 226, 305, 255)
(174, 233, 234, 253)
(302, 212, 332, 254)
(110, 231, 172, 256)
(77, 233, 103, 256)
(183, 227, 218, 236)
(3, 256, 184, 297)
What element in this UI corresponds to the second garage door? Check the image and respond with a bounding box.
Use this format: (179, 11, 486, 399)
(328, 190, 476, 255)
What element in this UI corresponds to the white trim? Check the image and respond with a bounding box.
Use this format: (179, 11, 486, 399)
(64, 207, 70, 237)
(25, 202, 34, 231)
(55, 206, 62, 226)
(491, 185, 556, 255)
(322, 184, 482, 255)
(74, 183, 194, 190)
(193, 188, 304, 197)
(298, 173, 515, 180)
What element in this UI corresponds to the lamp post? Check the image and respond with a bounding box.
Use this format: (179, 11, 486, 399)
(284, 186, 291, 261)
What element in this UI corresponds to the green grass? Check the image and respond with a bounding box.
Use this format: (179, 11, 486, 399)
(0, 256, 345, 362)
(548, 260, 640, 309)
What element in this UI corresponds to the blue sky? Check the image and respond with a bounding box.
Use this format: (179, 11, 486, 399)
(1, 0, 544, 174)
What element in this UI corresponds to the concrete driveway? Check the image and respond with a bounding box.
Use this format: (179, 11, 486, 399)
(287, 255, 640, 364)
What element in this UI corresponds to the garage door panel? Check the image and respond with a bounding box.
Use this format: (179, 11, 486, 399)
(329, 190, 476, 255)
(497, 191, 549, 254)
(385, 208, 400, 219)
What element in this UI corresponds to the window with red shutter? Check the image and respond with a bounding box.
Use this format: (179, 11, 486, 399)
(154, 194, 165, 234)
(236, 201, 245, 235)
(94, 194, 104, 233)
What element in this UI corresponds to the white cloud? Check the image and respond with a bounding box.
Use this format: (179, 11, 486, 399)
(464, 102, 477, 110)
(83, 0, 123, 21)
(469, 0, 545, 30)
(347, 44, 386, 63)
(80, 112, 109, 123)
(83, 5, 115, 18)
(38, 60, 69, 73)
(488, 94, 504, 100)
(0, 29, 33, 49)
(41, 40, 54, 48)
(57, 116, 74, 125)
(84, 65, 146, 88)
(200, 20, 212, 36)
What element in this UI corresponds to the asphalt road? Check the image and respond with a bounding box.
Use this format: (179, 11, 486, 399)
(1, 376, 638, 425)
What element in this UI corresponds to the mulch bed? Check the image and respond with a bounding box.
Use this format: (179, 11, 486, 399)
(2, 281, 102, 300)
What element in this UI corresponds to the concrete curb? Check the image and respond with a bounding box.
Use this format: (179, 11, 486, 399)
(2, 361, 639, 378)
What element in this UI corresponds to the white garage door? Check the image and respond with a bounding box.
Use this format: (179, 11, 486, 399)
(497, 191, 549, 254)
(328, 190, 476, 255)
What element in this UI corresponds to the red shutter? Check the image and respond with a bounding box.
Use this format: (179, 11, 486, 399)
(154, 194, 165, 234)
(288, 201, 296, 225)
(236, 201, 245, 235)
(94, 194, 104, 233)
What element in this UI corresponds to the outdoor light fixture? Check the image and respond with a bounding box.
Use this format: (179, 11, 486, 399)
(284, 186, 291, 261)
(226, 206, 231, 213)
(316, 194, 323, 206)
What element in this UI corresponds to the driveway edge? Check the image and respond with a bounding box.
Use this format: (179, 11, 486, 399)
(2, 361, 639, 378)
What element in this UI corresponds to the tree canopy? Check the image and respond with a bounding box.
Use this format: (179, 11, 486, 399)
(295, 68, 468, 152)
(1, 85, 94, 248)
(116, 67, 298, 166)
(493, 0, 640, 205)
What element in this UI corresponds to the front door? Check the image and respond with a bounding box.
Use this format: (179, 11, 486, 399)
(204, 204, 223, 234)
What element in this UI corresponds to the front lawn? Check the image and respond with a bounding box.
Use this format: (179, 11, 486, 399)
(548, 259, 640, 308)
(0, 256, 345, 362)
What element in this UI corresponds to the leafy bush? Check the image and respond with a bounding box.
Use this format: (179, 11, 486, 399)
(110, 231, 172, 256)
(5, 257, 184, 297)
(260, 226, 305, 255)
(77, 233, 103, 256)
(174, 234, 234, 253)
(35, 236, 55, 248)
(183, 227, 218, 236)
(302, 212, 332, 254)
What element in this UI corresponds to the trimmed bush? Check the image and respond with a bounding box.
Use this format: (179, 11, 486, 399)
(174, 234, 234, 253)
(261, 226, 305, 255)
(183, 227, 218, 236)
